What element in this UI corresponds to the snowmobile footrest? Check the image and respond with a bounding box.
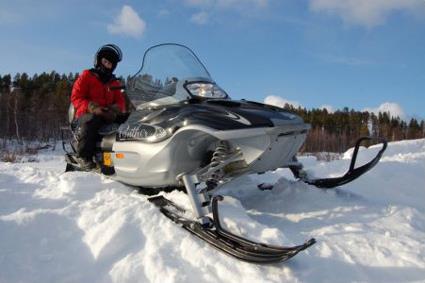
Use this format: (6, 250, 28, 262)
(148, 195, 315, 263)
(300, 136, 387, 189)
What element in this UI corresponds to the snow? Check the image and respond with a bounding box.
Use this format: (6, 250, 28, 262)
(1, 139, 425, 283)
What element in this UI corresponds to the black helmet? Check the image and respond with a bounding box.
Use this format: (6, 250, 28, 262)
(94, 44, 123, 71)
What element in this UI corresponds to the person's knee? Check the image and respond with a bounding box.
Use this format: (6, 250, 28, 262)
(91, 114, 104, 124)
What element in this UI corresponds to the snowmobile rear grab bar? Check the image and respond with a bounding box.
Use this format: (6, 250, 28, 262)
(293, 137, 388, 189)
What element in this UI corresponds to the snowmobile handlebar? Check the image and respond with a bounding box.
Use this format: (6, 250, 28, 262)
(304, 136, 388, 189)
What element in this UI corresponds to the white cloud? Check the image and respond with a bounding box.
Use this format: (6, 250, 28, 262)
(309, 0, 425, 28)
(107, 5, 146, 38)
(364, 102, 405, 119)
(184, 0, 268, 18)
(185, 0, 213, 6)
(185, 0, 267, 8)
(191, 11, 209, 25)
(158, 9, 170, 17)
(216, 0, 268, 8)
(264, 95, 302, 109)
(0, 10, 21, 24)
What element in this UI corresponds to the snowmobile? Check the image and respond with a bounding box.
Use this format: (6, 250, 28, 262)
(63, 43, 387, 263)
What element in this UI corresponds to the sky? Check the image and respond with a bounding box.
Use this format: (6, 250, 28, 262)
(1, 0, 425, 119)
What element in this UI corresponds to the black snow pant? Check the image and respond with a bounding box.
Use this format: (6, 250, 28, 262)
(75, 113, 105, 159)
(74, 113, 128, 159)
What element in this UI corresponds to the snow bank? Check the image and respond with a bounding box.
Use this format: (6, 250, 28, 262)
(1, 139, 424, 283)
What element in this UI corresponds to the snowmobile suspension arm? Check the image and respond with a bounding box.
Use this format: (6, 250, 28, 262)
(298, 137, 387, 189)
(180, 174, 211, 222)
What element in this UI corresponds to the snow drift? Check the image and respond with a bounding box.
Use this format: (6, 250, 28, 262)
(1, 139, 424, 283)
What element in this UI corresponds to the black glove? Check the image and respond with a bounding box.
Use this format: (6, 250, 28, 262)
(88, 102, 103, 115)
(100, 108, 117, 123)
(88, 102, 118, 123)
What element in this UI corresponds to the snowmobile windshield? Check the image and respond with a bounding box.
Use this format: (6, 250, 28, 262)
(127, 44, 213, 108)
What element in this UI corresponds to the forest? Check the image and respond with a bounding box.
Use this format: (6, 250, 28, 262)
(0, 72, 424, 153)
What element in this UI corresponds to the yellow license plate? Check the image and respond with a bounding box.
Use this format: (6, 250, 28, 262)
(103, 152, 112, 167)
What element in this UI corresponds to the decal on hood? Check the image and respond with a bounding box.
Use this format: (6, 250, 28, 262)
(221, 111, 251, 126)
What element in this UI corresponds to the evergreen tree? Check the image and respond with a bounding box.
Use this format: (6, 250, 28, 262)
(1, 72, 424, 149)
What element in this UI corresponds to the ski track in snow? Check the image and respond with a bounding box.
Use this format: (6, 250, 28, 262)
(0, 139, 425, 283)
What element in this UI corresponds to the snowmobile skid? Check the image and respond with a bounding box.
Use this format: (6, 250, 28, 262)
(290, 136, 388, 189)
(148, 195, 316, 263)
(64, 43, 387, 263)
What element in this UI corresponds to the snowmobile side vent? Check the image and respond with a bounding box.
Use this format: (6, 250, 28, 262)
(278, 130, 308, 137)
(278, 131, 297, 137)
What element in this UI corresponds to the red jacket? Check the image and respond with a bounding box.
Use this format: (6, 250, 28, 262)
(71, 69, 126, 118)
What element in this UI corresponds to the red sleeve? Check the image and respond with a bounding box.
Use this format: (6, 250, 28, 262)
(71, 70, 91, 117)
(112, 81, 126, 113)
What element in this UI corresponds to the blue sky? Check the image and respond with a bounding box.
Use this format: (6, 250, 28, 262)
(1, 0, 424, 119)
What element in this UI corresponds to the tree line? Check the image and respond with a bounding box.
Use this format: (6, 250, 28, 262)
(284, 104, 425, 152)
(0, 72, 424, 152)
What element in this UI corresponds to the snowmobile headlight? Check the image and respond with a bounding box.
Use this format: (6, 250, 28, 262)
(145, 125, 172, 143)
(185, 82, 228, 99)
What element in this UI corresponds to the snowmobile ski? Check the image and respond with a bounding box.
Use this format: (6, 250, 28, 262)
(291, 137, 387, 189)
(148, 195, 316, 264)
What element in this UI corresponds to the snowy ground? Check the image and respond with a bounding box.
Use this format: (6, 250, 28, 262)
(0, 139, 424, 283)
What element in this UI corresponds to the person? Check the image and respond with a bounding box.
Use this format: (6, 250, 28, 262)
(71, 44, 126, 169)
